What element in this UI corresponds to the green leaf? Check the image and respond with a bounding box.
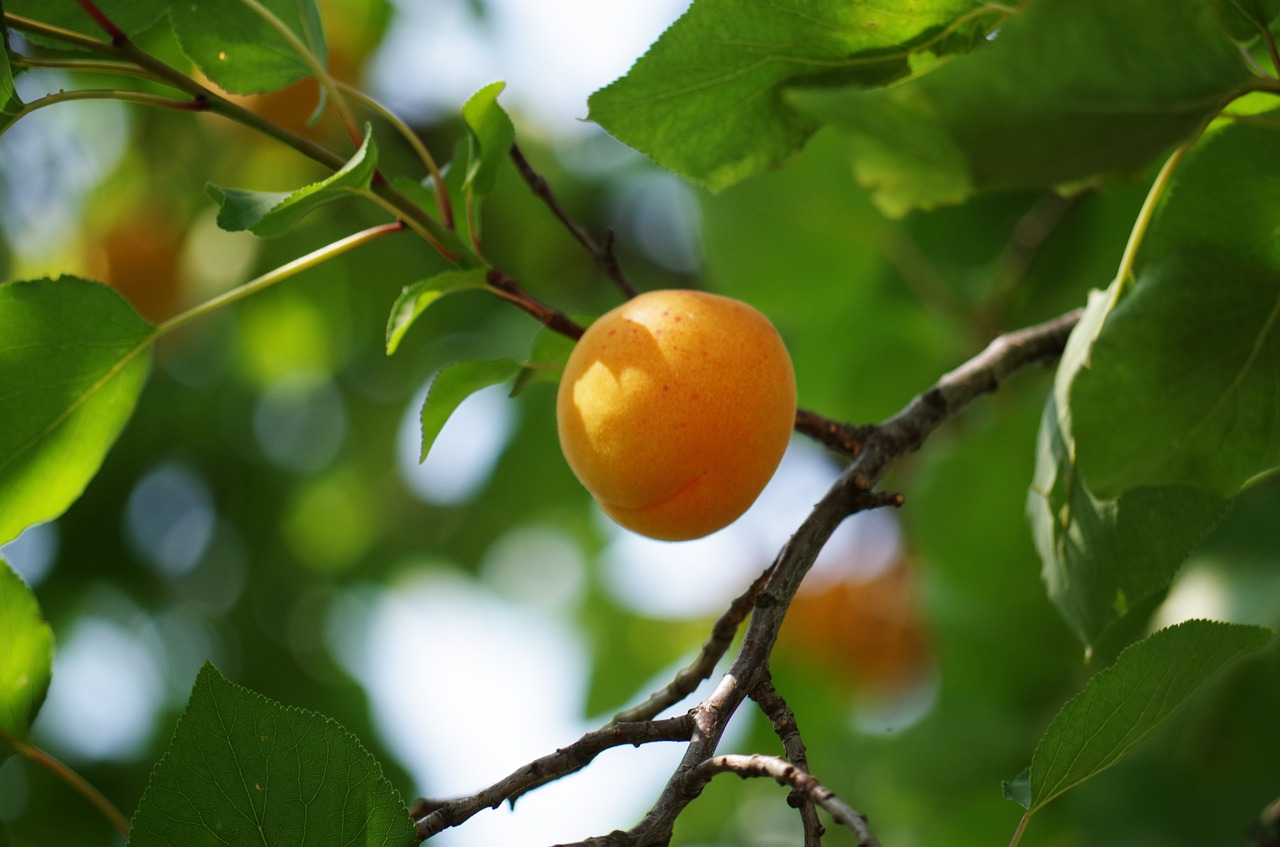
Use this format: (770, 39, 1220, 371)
(420, 359, 520, 462)
(1001, 768, 1031, 810)
(169, 0, 328, 95)
(385, 268, 487, 355)
(1021, 619, 1271, 816)
(1070, 119, 1280, 499)
(789, 0, 1252, 215)
(0, 557, 53, 753)
(208, 125, 377, 237)
(0, 277, 154, 547)
(0, 10, 24, 136)
(1218, 0, 1280, 40)
(511, 326, 577, 396)
(1028, 292, 1228, 650)
(6, 0, 167, 46)
(129, 663, 416, 847)
(461, 81, 515, 197)
(588, 0, 981, 193)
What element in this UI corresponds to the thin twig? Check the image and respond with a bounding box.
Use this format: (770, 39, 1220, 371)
(612, 562, 776, 724)
(794, 408, 870, 458)
(510, 143, 639, 299)
(414, 716, 694, 839)
(485, 268, 586, 339)
(751, 675, 824, 847)
(692, 754, 880, 847)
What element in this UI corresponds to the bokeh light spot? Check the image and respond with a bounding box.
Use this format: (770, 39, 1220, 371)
(253, 371, 348, 472)
(399, 382, 516, 505)
(125, 461, 216, 577)
(36, 617, 164, 762)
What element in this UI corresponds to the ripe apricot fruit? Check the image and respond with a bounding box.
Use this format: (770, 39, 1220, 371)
(556, 289, 796, 541)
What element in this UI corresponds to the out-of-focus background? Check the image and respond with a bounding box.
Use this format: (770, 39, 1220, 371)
(3, 1, 1279, 845)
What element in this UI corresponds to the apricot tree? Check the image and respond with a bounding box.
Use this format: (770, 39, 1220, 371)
(1, 1, 1279, 846)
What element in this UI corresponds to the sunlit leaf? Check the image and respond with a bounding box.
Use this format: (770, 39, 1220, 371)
(1028, 292, 1228, 649)
(1017, 620, 1270, 814)
(385, 268, 487, 355)
(208, 125, 377, 237)
(0, 278, 154, 547)
(588, 0, 980, 192)
(6, 0, 167, 46)
(169, 0, 328, 95)
(789, 0, 1251, 215)
(1071, 118, 1280, 499)
(461, 81, 515, 197)
(420, 359, 520, 461)
(0, 557, 53, 755)
(129, 663, 416, 847)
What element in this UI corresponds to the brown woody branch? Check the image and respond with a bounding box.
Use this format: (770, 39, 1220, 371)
(611, 560, 776, 725)
(692, 754, 879, 847)
(510, 143, 639, 299)
(415, 285, 1084, 845)
(751, 675, 825, 847)
(414, 716, 694, 839)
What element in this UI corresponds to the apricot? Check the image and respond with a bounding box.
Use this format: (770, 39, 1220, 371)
(556, 289, 796, 541)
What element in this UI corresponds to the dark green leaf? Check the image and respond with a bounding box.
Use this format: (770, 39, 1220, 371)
(6, 0, 167, 46)
(1023, 620, 1271, 815)
(420, 359, 520, 462)
(789, 0, 1252, 215)
(385, 268, 487, 355)
(208, 125, 377, 237)
(588, 0, 981, 192)
(0, 557, 53, 752)
(0, 10, 24, 136)
(1218, 0, 1280, 40)
(461, 81, 515, 197)
(1071, 119, 1280, 498)
(169, 0, 328, 95)
(0, 277, 154, 547)
(129, 663, 416, 847)
(1028, 292, 1228, 650)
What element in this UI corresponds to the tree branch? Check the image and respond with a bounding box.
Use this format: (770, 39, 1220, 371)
(510, 144, 639, 299)
(415, 716, 694, 839)
(692, 754, 879, 847)
(416, 308, 1085, 846)
(612, 560, 775, 724)
(613, 307, 1083, 845)
(750, 674, 824, 847)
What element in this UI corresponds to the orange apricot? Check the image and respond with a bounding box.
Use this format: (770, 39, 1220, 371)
(556, 289, 796, 541)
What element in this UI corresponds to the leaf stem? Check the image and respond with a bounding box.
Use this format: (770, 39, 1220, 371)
(1109, 131, 1200, 304)
(2, 731, 130, 837)
(14, 88, 211, 120)
(1008, 811, 1031, 847)
(236, 0, 364, 152)
(338, 81, 454, 228)
(73, 0, 126, 43)
(156, 220, 406, 337)
(4, 11, 466, 263)
(12, 54, 161, 81)
(1262, 25, 1280, 78)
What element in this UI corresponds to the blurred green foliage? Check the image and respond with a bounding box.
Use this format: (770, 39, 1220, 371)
(1, 1, 1278, 846)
